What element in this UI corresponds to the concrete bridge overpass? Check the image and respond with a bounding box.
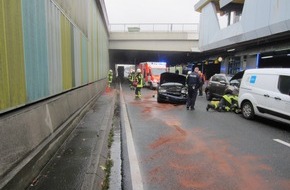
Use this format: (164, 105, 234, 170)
(108, 23, 202, 65)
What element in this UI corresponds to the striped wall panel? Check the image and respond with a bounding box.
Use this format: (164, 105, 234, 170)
(94, 8, 98, 81)
(61, 15, 73, 90)
(46, 0, 62, 95)
(0, 0, 109, 113)
(53, 0, 88, 36)
(70, 25, 76, 87)
(73, 29, 82, 87)
(0, 0, 9, 110)
(81, 36, 88, 84)
(0, 0, 26, 111)
(22, 0, 49, 102)
(87, 1, 93, 83)
(98, 18, 103, 79)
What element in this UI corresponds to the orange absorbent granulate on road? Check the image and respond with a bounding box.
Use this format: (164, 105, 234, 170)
(105, 86, 111, 93)
(146, 122, 289, 190)
(128, 94, 290, 190)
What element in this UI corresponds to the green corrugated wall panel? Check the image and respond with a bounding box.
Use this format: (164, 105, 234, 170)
(53, 0, 88, 36)
(88, 1, 93, 83)
(46, 0, 62, 95)
(0, 0, 9, 110)
(96, 8, 109, 80)
(87, 0, 110, 82)
(73, 29, 81, 87)
(70, 26, 75, 88)
(22, 0, 49, 102)
(0, 0, 26, 112)
(97, 18, 101, 79)
(81, 36, 88, 84)
(94, 8, 99, 81)
(98, 13, 102, 80)
(94, 10, 98, 81)
(61, 15, 73, 90)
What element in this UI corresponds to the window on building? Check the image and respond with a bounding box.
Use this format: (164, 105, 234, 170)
(218, 1, 244, 28)
(228, 57, 241, 75)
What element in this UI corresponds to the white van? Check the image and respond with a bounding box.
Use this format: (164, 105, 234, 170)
(238, 68, 290, 124)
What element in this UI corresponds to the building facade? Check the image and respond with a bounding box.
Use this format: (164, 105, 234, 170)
(195, 0, 290, 75)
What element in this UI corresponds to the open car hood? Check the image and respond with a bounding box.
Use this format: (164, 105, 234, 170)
(160, 72, 186, 85)
(230, 70, 244, 81)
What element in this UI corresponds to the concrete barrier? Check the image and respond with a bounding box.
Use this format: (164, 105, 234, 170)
(0, 79, 106, 189)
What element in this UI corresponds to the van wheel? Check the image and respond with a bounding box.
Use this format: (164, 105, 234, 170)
(205, 91, 212, 101)
(241, 101, 255, 119)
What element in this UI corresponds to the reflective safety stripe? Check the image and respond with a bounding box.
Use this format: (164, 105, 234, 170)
(211, 101, 219, 108)
(222, 95, 232, 104)
(136, 74, 143, 87)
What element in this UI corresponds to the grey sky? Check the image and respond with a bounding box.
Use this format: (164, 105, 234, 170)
(104, 0, 201, 24)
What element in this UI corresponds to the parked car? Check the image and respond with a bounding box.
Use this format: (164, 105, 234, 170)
(238, 68, 290, 124)
(205, 73, 239, 100)
(157, 72, 188, 104)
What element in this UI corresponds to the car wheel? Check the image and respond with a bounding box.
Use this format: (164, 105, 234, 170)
(157, 95, 164, 103)
(241, 101, 255, 119)
(205, 91, 212, 101)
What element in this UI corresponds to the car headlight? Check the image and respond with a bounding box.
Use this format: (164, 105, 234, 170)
(181, 88, 187, 94)
(158, 88, 167, 93)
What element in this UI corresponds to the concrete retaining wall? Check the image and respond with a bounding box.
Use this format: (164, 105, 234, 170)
(0, 79, 107, 189)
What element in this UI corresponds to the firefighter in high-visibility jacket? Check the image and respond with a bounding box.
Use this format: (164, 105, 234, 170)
(206, 88, 239, 113)
(108, 69, 113, 87)
(134, 69, 143, 99)
(128, 70, 135, 90)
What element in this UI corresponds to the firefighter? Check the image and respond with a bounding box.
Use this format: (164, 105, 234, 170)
(206, 88, 239, 113)
(108, 69, 113, 87)
(128, 69, 135, 90)
(134, 68, 143, 99)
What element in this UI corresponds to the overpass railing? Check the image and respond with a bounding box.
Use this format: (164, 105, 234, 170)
(109, 23, 199, 33)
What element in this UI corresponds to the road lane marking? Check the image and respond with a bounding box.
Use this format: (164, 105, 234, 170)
(120, 84, 144, 190)
(273, 139, 290, 148)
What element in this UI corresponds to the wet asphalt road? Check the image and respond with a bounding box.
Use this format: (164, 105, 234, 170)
(121, 82, 290, 190)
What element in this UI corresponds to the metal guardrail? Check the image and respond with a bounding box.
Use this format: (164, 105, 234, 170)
(109, 23, 199, 32)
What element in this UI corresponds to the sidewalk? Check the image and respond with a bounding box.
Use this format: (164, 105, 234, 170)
(26, 88, 116, 190)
